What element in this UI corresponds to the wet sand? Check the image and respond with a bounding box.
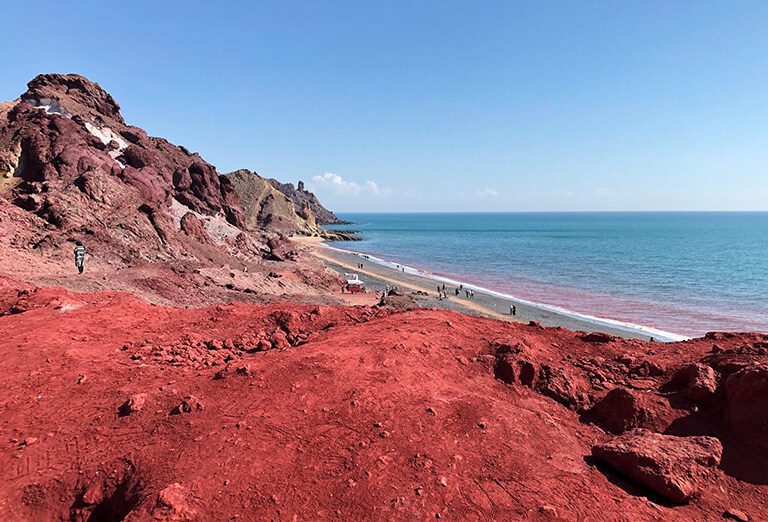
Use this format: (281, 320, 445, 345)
(300, 238, 684, 341)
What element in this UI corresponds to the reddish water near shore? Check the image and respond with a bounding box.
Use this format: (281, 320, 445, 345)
(450, 270, 762, 337)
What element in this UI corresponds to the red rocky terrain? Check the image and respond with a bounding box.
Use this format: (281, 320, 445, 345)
(1, 74, 767, 521)
(1, 276, 767, 521)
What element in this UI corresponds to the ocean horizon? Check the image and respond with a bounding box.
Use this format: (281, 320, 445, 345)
(326, 211, 768, 337)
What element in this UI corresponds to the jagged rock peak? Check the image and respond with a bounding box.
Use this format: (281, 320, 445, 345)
(20, 73, 124, 124)
(268, 178, 348, 225)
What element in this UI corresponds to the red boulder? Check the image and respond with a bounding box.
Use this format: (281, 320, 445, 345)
(592, 429, 722, 504)
(587, 388, 652, 434)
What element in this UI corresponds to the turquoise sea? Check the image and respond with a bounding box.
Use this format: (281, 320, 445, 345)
(326, 212, 768, 337)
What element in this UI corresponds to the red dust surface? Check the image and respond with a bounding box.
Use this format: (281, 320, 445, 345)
(1, 276, 767, 521)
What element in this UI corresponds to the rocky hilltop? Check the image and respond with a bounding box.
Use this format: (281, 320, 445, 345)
(1, 74, 244, 232)
(0, 74, 346, 304)
(224, 169, 355, 240)
(268, 178, 350, 225)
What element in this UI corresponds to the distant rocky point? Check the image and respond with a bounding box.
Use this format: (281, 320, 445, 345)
(224, 169, 356, 240)
(267, 178, 350, 226)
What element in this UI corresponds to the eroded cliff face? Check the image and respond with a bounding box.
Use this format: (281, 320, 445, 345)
(224, 169, 311, 232)
(225, 169, 356, 240)
(2, 74, 246, 230)
(268, 178, 349, 225)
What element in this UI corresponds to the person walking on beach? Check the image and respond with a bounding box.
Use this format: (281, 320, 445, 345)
(512, 305, 516, 316)
(73, 241, 86, 274)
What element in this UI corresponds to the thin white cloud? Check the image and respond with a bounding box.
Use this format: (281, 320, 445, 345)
(312, 172, 361, 195)
(475, 188, 499, 198)
(312, 173, 391, 197)
(366, 180, 381, 195)
(366, 180, 392, 196)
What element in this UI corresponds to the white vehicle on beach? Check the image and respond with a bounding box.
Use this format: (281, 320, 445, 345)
(343, 273, 366, 294)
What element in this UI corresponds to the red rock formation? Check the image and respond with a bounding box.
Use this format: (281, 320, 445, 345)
(268, 177, 349, 225)
(179, 212, 211, 244)
(592, 429, 723, 503)
(587, 387, 654, 434)
(3, 75, 245, 229)
(0, 74, 348, 305)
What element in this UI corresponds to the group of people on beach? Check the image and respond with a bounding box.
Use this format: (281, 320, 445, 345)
(379, 284, 400, 304)
(351, 253, 528, 319)
(435, 281, 523, 318)
(437, 283, 474, 301)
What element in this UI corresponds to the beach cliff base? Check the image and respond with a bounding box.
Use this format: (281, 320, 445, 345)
(1, 274, 767, 521)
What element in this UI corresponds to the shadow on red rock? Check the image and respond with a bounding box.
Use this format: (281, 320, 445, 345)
(584, 454, 679, 508)
(717, 438, 768, 486)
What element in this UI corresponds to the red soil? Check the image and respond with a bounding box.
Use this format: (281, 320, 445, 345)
(1, 276, 766, 521)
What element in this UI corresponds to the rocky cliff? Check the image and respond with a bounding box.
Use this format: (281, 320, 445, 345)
(268, 178, 350, 225)
(224, 169, 310, 233)
(0, 73, 350, 241)
(1, 74, 245, 231)
(226, 169, 357, 240)
(0, 73, 345, 304)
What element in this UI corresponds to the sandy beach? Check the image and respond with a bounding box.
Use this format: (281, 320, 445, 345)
(298, 237, 687, 342)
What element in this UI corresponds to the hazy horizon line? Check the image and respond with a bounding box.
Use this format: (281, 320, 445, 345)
(331, 209, 768, 215)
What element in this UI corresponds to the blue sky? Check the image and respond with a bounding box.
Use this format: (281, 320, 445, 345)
(2, 1, 767, 212)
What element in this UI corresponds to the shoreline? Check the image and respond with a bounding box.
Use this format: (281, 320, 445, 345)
(303, 238, 688, 342)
